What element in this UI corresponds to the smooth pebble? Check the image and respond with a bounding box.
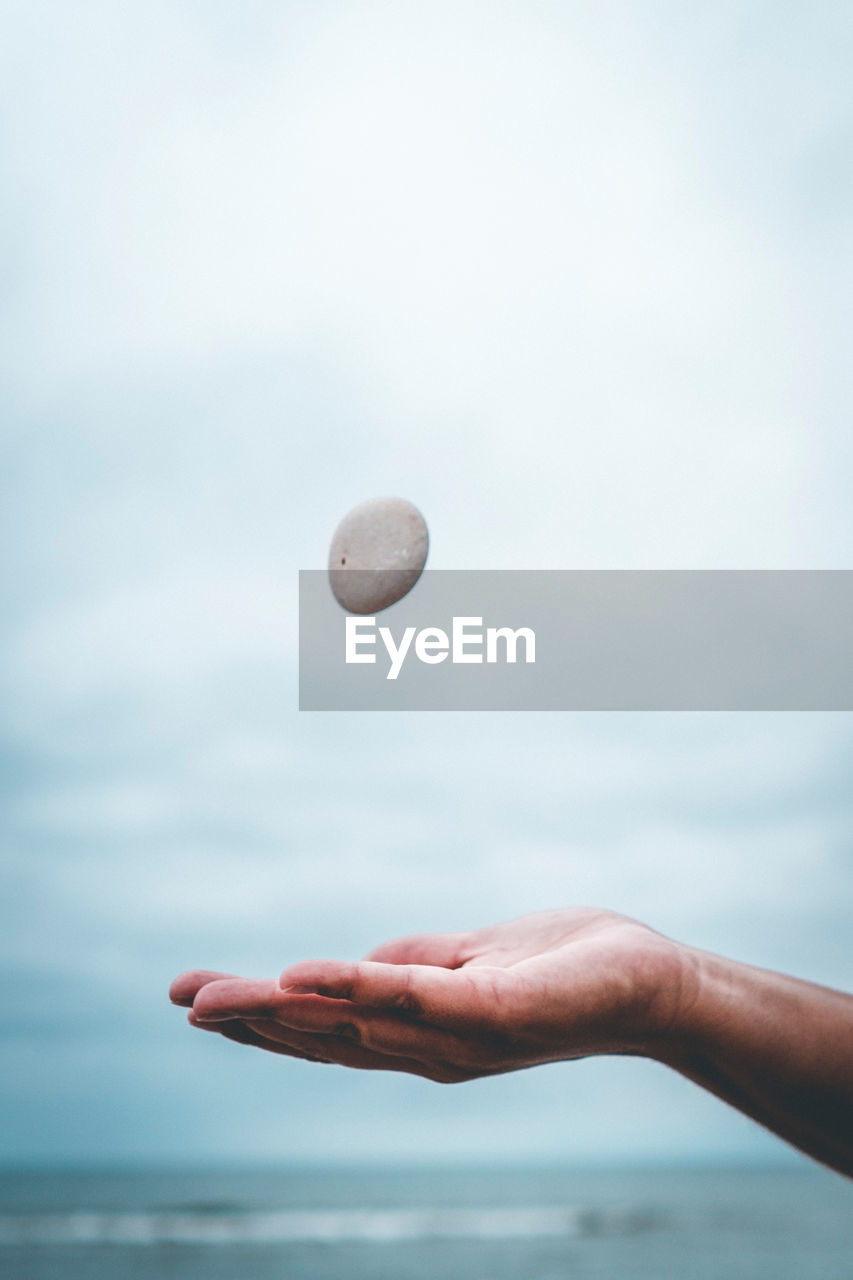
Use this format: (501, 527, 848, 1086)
(328, 497, 429, 613)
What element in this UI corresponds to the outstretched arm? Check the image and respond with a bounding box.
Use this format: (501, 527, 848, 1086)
(169, 907, 853, 1177)
(660, 944, 853, 1177)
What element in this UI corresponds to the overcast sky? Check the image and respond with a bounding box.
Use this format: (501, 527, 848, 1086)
(1, 0, 851, 1167)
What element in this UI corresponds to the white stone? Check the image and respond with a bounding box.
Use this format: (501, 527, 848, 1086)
(328, 497, 429, 614)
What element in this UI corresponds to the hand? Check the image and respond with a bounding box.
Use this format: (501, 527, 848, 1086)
(169, 908, 693, 1082)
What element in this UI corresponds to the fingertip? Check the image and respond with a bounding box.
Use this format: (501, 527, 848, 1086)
(362, 935, 426, 964)
(189, 1001, 235, 1025)
(190, 975, 284, 1024)
(191, 989, 234, 1023)
(279, 962, 306, 990)
(170, 969, 233, 1006)
(170, 971, 202, 1006)
(363, 930, 473, 968)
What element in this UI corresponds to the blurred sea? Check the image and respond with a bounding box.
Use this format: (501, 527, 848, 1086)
(0, 1164, 850, 1280)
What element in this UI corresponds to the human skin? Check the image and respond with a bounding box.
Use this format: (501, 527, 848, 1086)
(169, 907, 853, 1178)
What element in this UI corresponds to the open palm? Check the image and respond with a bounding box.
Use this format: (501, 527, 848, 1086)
(170, 908, 690, 1082)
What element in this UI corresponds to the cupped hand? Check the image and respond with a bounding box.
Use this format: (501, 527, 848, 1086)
(169, 908, 695, 1083)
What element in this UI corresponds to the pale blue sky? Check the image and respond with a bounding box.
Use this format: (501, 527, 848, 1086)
(1, 0, 851, 1166)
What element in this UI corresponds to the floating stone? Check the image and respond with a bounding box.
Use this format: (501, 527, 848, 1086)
(328, 497, 429, 614)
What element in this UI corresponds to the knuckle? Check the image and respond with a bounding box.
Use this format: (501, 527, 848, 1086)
(389, 990, 422, 1015)
(390, 969, 423, 1015)
(332, 1021, 362, 1045)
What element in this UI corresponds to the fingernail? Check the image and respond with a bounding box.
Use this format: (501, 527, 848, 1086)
(280, 983, 317, 995)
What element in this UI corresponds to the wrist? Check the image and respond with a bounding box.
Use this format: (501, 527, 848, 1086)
(647, 944, 757, 1070)
(633, 937, 707, 1064)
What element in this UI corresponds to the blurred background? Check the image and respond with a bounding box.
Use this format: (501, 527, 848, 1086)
(1, 0, 851, 1177)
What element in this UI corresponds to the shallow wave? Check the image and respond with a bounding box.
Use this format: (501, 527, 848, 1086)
(0, 1204, 658, 1246)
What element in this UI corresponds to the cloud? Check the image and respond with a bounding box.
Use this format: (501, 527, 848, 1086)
(1, 0, 851, 1164)
(3, 1, 848, 570)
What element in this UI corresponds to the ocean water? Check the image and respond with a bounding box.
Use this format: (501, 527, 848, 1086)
(0, 1164, 850, 1280)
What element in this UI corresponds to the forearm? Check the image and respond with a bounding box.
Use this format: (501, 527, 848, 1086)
(654, 947, 853, 1177)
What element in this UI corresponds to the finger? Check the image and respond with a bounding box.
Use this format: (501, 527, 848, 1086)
(189, 1013, 330, 1062)
(191, 978, 286, 1022)
(194, 987, 358, 1025)
(191, 977, 480, 1063)
(268, 993, 474, 1063)
(241, 1019, 466, 1081)
(170, 969, 237, 1007)
(363, 930, 473, 968)
(278, 960, 484, 1024)
(188, 1009, 470, 1080)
